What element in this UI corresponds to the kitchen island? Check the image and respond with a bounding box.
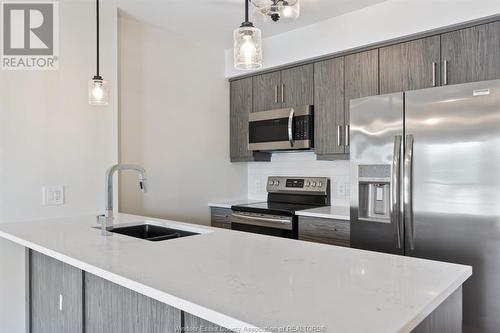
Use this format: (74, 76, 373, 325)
(0, 214, 471, 333)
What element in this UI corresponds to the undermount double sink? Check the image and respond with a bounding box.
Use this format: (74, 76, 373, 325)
(97, 221, 210, 242)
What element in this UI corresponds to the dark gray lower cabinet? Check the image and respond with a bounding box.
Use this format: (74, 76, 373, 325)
(298, 217, 350, 247)
(210, 207, 232, 229)
(85, 273, 181, 333)
(29, 251, 228, 333)
(184, 312, 231, 333)
(30, 251, 83, 333)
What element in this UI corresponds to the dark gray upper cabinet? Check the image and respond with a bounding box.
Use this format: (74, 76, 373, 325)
(314, 58, 345, 157)
(379, 36, 441, 94)
(85, 273, 181, 333)
(441, 21, 500, 85)
(30, 251, 83, 333)
(345, 49, 380, 155)
(230, 78, 271, 162)
(252, 71, 282, 112)
(252, 64, 314, 112)
(230, 78, 253, 161)
(281, 64, 314, 108)
(228, 19, 500, 162)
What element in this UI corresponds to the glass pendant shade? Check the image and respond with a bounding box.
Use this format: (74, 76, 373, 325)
(88, 77, 109, 106)
(234, 25, 262, 70)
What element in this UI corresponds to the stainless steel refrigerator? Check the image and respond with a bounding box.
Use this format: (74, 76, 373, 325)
(349, 80, 500, 333)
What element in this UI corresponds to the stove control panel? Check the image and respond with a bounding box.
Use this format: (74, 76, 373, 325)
(267, 176, 329, 194)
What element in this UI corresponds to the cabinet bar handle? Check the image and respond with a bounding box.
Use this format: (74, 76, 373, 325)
(443, 60, 448, 85)
(337, 126, 342, 146)
(59, 294, 63, 311)
(281, 84, 285, 103)
(274, 85, 278, 103)
(345, 125, 350, 146)
(432, 62, 437, 87)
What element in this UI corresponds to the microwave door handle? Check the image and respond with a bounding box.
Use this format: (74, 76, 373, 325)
(288, 108, 295, 147)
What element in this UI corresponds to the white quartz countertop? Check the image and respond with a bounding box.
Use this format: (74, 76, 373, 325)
(208, 199, 263, 209)
(296, 206, 350, 220)
(0, 214, 471, 333)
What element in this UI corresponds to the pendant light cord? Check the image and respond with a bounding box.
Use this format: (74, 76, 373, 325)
(241, 0, 253, 27)
(96, 0, 100, 78)
(245, 0, 249, 23)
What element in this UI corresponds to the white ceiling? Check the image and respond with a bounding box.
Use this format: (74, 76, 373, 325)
(117, 0, 388, 48)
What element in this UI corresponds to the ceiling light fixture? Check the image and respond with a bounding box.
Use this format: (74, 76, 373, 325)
(234, 0, 262, 70)
(252, 0, 300, 23)
(88, 0, 109, 106)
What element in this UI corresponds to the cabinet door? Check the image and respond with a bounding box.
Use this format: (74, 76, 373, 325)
(85, 273, 181, 333)
(281, 64, 314, 108)
(345, 49, 379, 154)
(30, 251, 83, 333)
(314, 58, 345, 157)
(184, 312, 230, 333)
(441, 21, 500, 85)
(380, 36, 441, 94)
(211, 207, 232, 229)
(298, 217, 350, 247)
(252, 71, 282, 112)
(230, 78, 253, 162)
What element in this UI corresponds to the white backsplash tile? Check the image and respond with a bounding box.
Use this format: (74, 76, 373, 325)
(248, 152, 350, 206)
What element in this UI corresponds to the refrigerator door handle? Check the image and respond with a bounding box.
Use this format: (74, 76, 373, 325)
(391, 135, 403, 249)
(404, 134, 415, 250)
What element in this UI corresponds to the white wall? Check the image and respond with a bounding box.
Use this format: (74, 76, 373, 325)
(118, 14, 247, 225)
(248, 153, 350, 207)
(0, 1, 119, 332)
(225, 0, 500, 77)
(0, 1, 118, 223)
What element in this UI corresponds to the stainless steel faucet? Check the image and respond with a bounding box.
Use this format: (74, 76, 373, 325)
(102, 164, 147, 235)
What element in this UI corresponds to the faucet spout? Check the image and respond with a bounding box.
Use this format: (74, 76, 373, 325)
(103, 164, 147, 235)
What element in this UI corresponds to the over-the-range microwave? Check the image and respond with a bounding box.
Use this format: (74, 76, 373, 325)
(248, 105, 314, 151)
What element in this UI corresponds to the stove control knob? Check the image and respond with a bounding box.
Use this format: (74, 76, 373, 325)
(305, 181, 311, 187)
(312, 181, 317, 187)
(268, 180, 275, 186)
(318, 181, 323, 187)
(275, 181, 280, 186)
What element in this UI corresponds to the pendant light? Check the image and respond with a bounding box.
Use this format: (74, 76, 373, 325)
(252, 0, 300, 23)
(234, 0, 262, 70)
(88, 0, 109, 106)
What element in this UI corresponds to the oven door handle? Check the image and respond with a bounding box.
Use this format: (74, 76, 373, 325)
(230, 213, 293, 230)
(288, 108, 295, 147)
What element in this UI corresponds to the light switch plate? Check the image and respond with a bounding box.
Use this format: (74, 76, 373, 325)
(43, 186, 65, 206)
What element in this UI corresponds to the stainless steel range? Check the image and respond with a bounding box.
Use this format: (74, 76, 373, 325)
(231, 176, 330, 239)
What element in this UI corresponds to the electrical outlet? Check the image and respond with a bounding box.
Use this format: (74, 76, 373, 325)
(43, 186, 65, 206)
(335, 183, 346, 197)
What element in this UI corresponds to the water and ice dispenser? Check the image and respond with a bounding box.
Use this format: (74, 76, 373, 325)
(358, 165, 391, 223)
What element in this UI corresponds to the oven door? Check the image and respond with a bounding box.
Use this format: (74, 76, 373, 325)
(230, 212, 294, 238)
(248, 106, 313, 151)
